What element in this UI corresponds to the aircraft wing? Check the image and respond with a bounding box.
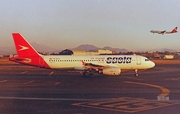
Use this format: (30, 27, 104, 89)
(160, 30, 166, 34)
(83, 62, 118, 70)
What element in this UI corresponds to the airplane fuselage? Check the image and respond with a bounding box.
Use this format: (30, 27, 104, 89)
(150, 27, 178, 34)
(9, 33, 155, 76)
(35, 55, 154, 70)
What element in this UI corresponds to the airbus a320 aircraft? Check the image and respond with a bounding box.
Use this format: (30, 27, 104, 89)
(9, 33, 155, 77)
(150, 27, 178, 35)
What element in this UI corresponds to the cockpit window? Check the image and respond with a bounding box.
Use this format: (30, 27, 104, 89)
(145, 59, 149, 61)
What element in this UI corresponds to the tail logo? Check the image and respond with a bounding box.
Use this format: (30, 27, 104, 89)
(23, 58, 32, 63)
(19, 45, 29, 51)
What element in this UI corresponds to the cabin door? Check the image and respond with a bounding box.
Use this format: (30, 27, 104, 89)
(136, 57, 141, 65)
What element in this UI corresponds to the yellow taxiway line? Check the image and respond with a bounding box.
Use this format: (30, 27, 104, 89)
(125, 81, 170, 97)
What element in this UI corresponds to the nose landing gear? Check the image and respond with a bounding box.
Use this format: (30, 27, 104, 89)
(135, 69, 138, 77)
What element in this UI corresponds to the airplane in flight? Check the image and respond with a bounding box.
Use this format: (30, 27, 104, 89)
(9, 33, 155, 77)
(150, 27, 178, 35)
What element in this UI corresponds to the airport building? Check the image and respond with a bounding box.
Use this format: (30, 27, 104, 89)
(164, 55, 174, 59)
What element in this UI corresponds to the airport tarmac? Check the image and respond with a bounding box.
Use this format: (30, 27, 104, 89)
(0, 59, 180, 114)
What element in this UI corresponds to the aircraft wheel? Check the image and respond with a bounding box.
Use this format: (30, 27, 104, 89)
(89, 73, 94, 78)
(83, 71, 87, 77)
(135, 73, 138, 77)
(135, 69, 138, 77)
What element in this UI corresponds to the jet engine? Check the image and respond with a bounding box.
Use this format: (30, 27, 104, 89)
(101, 67, 121, 76)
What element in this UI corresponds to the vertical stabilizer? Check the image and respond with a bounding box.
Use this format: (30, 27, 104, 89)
(10, 33, 50, 68)
(12, 33, 39, 57)
(171, 27, 178, 33)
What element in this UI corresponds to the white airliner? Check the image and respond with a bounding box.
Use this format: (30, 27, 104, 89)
(9, 33, 155, 77)
(150, 27, 178, 34)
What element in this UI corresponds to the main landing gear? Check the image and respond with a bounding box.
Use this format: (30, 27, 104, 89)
(83, 71, 94, 78)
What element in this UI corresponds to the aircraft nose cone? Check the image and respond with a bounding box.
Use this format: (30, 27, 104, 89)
(150, 61, 155, 68)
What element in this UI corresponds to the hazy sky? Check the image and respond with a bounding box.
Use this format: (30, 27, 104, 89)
(1, 0, 180, 52)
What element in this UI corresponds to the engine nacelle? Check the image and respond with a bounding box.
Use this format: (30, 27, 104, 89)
(102, 67, 121, 76)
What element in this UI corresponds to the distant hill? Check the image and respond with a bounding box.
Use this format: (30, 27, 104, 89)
(31, 42, 57, 52)
(0, 47, 15, 54)
(74, 44, 99, 51)
(150, 48, 177, 52)
(102, 46, 128, 52)
(0, 42, 178, 54)
(72, 44, 128, 52)
(0, 42, 57, 54)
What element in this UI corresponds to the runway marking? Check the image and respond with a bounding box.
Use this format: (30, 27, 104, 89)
(0, 96, 94, 101)
(49, 71, 54, 75)
(55, 82, 60, 85)
(125, 77, 144, 81)
(73, 82, 173, 113)
(21, 71, 28, 74)
(23, 80, 35, 85)
(0, 80, 7, 83)
(165, 77, 180, 81)
(72, 97, 180, 113)
(125, 81, 170, 97)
